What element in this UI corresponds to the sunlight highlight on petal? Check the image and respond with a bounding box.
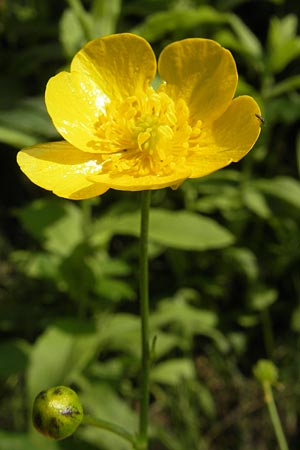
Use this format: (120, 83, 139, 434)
(17, 33, 262, 199)
(17, 141, 108, 199)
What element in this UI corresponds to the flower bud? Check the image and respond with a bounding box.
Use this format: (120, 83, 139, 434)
(253, 359, 278, 385)
(32, 386, 83, 440)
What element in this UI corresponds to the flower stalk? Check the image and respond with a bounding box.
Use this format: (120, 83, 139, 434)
(253, 359, 289, 450)
(138, 190, 152, 450)
(263, 383, 289, 450)
(83, 415, 136, 446)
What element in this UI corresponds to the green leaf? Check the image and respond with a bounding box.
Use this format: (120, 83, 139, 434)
(249, 287, 278, 311)
(291, 307, 300, 333)
(98, 313, 141, 356)
(93, 277, 135, 303)
(149, 210, 234, 250)
(152, 296, 218, 332)
(237, 314, 260, 328)
(0, 340, 30, 378)
(243, 185, 271, 219)
(79, 383, 136, 450)
(0, 432, 59, 450)
(268, 15, 299, 50)
(151, 358, 195, 386)
(11, 250, 61, 280)
(91, 0, 121, 37)
(111, 209, 234, 251)
(267, 95, 300, 124)
(59, 8, 86, 57)
(0, 125, 36, 148)
(266, 75, 300, 99)
(225, 247, 259, 280)
(267, 15, 300, 72)
(255, 176, 300, 209)
(0, 97, 57, 147)
(268, 39, 300, 73)
(131, 6, 228, 42)
(297, 130, 300, 176)
(27, 320, 99, 405)
(227, 14, 263, 59)
(16, 199, 84, 255)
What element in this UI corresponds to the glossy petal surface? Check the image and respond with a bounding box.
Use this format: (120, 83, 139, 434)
(46, 34, 157, 153)
(17, 34, 262, 199)
(158, 38, 237, 124)
(187, 96, 261, 177)
(46, 71, 108, 153)
(17, 141, 108, 199)
(89, 168, 191, 191)
(71, 33, 156, 99)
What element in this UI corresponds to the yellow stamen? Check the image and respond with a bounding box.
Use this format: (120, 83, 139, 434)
(88, 87, 201, 178)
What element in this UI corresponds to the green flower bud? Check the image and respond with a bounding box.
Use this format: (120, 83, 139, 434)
(253, 359, 279, 385)
(32, 386, 83, 440)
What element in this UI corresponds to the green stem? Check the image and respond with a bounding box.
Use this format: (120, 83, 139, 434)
(138, 190, 151, 450)
(83, 415, 135, 446)
(263, 383, 289, 450)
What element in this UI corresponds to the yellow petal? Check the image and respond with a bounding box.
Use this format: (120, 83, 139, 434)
(71, 33, 157, 99)
(89, 169, 191, 192)
(46, 34, 157, 153)
(17, 141, 108, 199)
(158, 38, 237, 124)
(187, 96, 261, 178)
(46, 71, 108, 153)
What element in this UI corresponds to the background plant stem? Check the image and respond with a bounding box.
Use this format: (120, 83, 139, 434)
(138, 190, 151, 450)
(264, 383, 289, 450)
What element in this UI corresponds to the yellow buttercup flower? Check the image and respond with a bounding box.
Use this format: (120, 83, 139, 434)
(17, 33, 262, 200)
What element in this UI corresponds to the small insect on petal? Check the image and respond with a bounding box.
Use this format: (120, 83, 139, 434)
(255, 113, 265, 124)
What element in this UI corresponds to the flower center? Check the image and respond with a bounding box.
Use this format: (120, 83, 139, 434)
(88, 87, 199, 177)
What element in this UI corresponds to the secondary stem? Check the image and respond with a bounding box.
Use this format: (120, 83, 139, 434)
(138, 190, 151, 449)
(83, 415, 135, 445)
(264, 383, 289, 450)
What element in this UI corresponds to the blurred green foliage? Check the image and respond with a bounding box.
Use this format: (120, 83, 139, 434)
(1, 0, 300, 449)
